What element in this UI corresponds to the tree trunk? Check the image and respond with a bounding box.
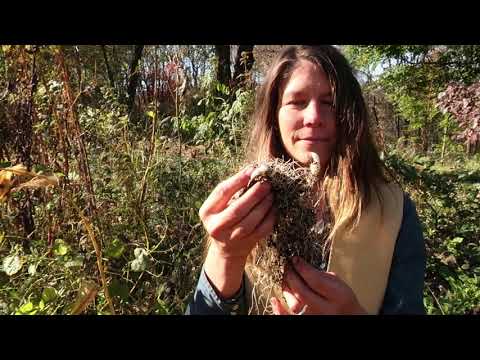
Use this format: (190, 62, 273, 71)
(232, 45, 255, 87)
(101, 45, 115, 89)
(127, 45, 144, 118)
(215, 45, 231, 87)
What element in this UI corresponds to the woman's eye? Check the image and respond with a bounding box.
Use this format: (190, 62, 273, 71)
(321, 100, 334, 108)
(288, 100, 306, 107)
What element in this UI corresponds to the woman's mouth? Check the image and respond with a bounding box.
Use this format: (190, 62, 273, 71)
(298, 137, 330, 143)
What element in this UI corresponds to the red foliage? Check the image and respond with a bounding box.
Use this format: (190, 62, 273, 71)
(437, 82, 480, 151)
(141, 60, 185, 106)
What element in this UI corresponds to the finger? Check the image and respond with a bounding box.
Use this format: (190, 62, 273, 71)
(284, 265, 331, 312)
(291, 257, 343, 299)
(230, 192, 274, 240)
(233, 205, 276, 250)
(211, 181, 271, 234)
(282, 285, 305, 314)
(200, 166, 254, 217)
(223, 180, 271, 219)
(250, 205, 277, 240)
(270, 297, 290, 315)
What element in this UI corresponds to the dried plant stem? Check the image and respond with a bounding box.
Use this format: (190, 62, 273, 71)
(79, 212, 116, 315)
(56, 47, 96, 216)
(427, 285, 445, 315)
(70, 281, 98, 315)
(137, 48, 158, 211)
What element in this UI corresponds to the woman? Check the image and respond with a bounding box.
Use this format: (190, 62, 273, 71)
(186, 45, 426, 315)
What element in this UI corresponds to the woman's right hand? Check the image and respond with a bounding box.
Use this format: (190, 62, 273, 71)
(200, 166, 276, 299)
(199, 166, 276, 261)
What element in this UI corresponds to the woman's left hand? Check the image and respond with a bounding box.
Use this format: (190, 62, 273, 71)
(271, 256, 367, 315)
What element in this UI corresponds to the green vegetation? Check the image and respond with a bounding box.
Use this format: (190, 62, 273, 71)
(1, 45, 479, 314)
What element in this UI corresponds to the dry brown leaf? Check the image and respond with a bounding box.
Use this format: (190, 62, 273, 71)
(70, 280, 99, 315)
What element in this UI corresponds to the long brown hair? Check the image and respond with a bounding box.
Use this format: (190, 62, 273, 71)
(245, 45, 389, 241)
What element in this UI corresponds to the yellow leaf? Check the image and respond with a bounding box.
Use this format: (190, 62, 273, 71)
(1, 164, 31, 176)
(0, 170, 15, 202)
(13, 175, 59, 191)
(0, 164, 59, 201)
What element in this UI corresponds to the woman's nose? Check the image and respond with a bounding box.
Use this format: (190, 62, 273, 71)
(303, 101, 322, 126)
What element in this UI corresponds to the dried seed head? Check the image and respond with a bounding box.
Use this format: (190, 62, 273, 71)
(251, 163, 271, 180)
(248, 162, 272, 187)
(308, 152, 321, 185)
(310, 152, 320, 164)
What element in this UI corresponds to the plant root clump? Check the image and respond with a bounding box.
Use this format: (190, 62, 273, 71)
(244, 155, 332, 304)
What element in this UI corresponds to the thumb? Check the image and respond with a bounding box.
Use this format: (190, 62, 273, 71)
(270, 297, 290, 315)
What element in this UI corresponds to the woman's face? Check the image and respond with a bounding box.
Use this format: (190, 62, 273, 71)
(277, 59, 336, 167)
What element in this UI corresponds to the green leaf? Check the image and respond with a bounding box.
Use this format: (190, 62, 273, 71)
(19, 302, 33, 313)
(16, 302, 37, 315)
(156, 299, 170, 315)
(53, 239, 69, 256)
(108, 279, 130, 302)
(105, 238, 125, 259)
(9, 290, 20, 301)
(2, 255, 23, 276)
(452, 237, 464, 244)
(33, 164, 50, 173)
(42, 287, 58, 303)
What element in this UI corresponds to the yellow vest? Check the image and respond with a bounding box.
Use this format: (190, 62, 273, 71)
(245, 182, 404, 315)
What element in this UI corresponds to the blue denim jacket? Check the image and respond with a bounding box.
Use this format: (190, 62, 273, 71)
(185, 194, 426, 315)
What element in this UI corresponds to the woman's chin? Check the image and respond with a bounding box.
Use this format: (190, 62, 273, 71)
(297, 147, 328, 163)
(293, 153, 317, 166)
